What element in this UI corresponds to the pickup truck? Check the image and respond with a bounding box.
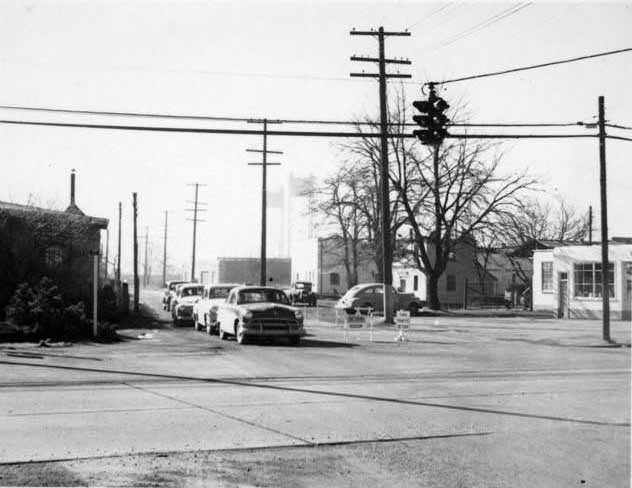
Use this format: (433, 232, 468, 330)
(285, 281, 317, 307)
(334, 283, 425, 316)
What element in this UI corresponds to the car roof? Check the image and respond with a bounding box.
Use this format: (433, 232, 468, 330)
(233, 286, 285, 292)
(204, 283, 241, 289)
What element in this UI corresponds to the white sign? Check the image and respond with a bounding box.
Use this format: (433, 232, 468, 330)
(346, 314, 366, 328)
(395, 310, 411, 329)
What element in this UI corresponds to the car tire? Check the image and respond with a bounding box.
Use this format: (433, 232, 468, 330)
(408, 302, 419, 317)
(219, 324, 227, 341)
(235, 324, 247, 345)
(204, 315, 212, 335)
(193, 314, 200, 331)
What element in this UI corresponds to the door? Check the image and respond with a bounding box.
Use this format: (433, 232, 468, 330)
(558, 272, 568, 319)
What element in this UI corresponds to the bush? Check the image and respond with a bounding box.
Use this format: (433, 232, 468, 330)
(4, 278, 91, 340)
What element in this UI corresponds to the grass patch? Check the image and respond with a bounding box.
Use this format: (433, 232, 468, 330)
(0, 463, 86, 486)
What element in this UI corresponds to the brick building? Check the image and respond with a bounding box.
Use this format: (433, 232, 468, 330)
(0, 171, 108, 316)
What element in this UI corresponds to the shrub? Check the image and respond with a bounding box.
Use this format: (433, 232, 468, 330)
(5, 283, 35, 326)
(4, 278, 91, 340)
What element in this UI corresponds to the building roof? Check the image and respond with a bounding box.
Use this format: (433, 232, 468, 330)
(0, 200, 108, 228)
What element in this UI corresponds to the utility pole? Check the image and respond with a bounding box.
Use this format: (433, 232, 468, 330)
(350, 26, 411, 323)
(588, 205, 593, 245)
(598, 96, 610, 342)
(104, 228, 109, 281)
(186, 183, 207, 282)
(117, 202, 122, 283)
(132, 193, 139, 314)
(162, 210, 168, 287)
(143, 226, 149, 288)
(247, 118, 283, 286)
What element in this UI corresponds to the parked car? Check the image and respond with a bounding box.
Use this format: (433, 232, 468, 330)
(285, 281, 317, 307)
(334, 283, 425, 316)
(171, 284, 204, 326)
(193, 283, 241, 334)
(216, 286, 305, 345)
(163, 280, 187, 311)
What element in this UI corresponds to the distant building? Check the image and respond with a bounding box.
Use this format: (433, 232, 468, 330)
(292, 232, 483, 307)
(532, 242, 632, 319)
(215, 257, 291, 287)
(0, 171, 108, 316)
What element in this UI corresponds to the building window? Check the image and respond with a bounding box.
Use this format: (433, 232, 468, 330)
(413, 275, 419, 291)
(446, 274, 456, 292)
(330, 272, 340, 286)
(541, 261, 553, 292)
(573, 262, 614, 298)
(45, 246, 63, 268)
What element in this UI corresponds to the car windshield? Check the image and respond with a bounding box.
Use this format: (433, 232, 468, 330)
(238, 289, 290, 305)
(209, 287, 233, 299)
(181, 286, 203, 297)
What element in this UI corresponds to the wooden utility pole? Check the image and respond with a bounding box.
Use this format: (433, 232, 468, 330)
(162, 210, 168, 287)
(247, 118, 283, 286)
(350, 26, 411, 323)
(143, 226, 149, 287)
(186, 183, 207, 283)
(132, 192, 139, 314)
(598, 96, 610, 342)
(588, 205, 593, 245)
(104, 228, 109, 281)
(117, 201, 122, 283)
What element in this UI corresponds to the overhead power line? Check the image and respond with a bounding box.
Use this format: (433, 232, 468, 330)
(434, 47, 632, 85)
(607, 135, 632, 142)
(434, 2, 532, 49)
(0, 117, 597, 140)
(0, 104, 595, 128)
(605, 123, 632, 131)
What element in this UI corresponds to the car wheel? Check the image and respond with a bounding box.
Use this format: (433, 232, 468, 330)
(204, 315, 212, 335)
(219, 324, 227, 340)
(408, 302, 419, 317)
(289, 336, 300, 346)
(235, 323, 247, 345)
(193, 314, 200, 331)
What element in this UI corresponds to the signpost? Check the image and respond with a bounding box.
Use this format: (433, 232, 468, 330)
(394, 309, 410, 342)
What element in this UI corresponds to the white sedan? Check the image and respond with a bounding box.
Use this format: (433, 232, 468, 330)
(216, 286, 305, 345)
(193, 283, 240, 334)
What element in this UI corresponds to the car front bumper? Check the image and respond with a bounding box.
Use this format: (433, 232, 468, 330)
(241, 324, 306, 337)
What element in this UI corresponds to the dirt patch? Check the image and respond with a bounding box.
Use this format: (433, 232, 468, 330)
(0, 463, 86, 486)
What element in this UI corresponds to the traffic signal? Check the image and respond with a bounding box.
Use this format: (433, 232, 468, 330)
(412, 86, 450, 146)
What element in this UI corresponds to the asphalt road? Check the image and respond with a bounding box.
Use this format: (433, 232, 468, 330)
(0, 289, 629, 487)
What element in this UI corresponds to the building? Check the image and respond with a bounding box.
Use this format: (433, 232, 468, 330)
(292, 232, 483, 307)
(215, 257, 291, 287)
(532, 242, 632, 320)
(0, 171, 108, 316)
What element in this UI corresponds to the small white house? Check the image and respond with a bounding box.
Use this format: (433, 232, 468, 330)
(532, 244, 632, 320)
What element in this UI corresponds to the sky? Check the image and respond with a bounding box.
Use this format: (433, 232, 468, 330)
(1, 0, 631, 277)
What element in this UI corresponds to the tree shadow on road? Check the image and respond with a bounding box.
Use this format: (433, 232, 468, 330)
(116, 302, 172, 331)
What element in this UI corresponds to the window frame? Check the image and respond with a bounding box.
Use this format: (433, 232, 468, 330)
(541, 261, 553, 293)
(573, 261, 615, 299)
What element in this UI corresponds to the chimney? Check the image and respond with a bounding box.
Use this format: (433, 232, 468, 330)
(70, 169, 76, 206)
(65, 168, 85, 215)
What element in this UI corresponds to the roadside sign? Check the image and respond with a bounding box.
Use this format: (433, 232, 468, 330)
(343, 308, 374, 342)
(346, 314, 366, 328)
(395, 310, 411, 329)
(394, 310, 410, 342)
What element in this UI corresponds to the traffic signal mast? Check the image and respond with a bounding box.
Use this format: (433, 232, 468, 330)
(412, 83, 450, 146)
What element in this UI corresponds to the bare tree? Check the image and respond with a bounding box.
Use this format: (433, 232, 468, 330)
(306, 164, 364, 288)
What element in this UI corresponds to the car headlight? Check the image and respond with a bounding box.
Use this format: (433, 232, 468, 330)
(241, 310, 253, 321)
(294, 310, 303, 320)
